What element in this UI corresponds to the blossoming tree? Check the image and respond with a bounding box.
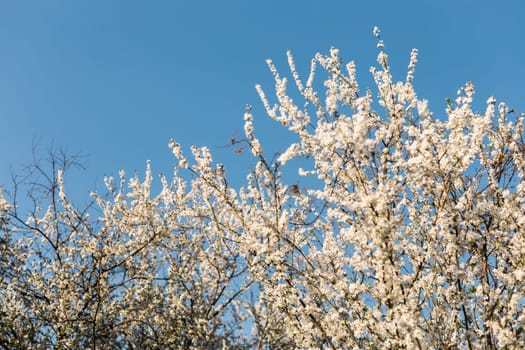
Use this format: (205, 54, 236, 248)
(1, 29, 524, 349)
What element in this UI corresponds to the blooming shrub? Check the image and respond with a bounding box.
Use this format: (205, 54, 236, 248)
(1, 29, 524, 349)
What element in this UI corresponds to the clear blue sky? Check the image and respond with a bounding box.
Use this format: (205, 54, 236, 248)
(1, 0, 524, 198)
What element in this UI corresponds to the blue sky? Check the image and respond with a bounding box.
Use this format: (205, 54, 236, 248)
(1, 0, 524, 199)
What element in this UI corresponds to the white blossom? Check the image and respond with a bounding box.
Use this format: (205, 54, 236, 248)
(1, 32, 524, 349)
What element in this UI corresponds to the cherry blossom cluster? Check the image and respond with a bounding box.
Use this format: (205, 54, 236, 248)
(1, 29, 524, 348)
